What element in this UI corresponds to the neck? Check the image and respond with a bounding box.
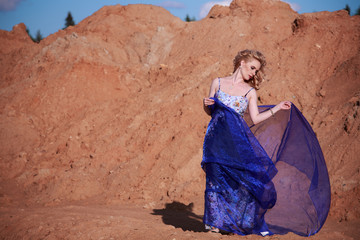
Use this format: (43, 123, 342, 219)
(232, 67, 244, 85)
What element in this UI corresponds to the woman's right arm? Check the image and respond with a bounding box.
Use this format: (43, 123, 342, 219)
(203, 78, 218, 115)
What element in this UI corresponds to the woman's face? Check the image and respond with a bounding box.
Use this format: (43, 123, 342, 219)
(241, 59, 261, 81)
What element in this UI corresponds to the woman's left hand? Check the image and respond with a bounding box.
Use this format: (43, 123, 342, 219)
(278, 101, 292, 110)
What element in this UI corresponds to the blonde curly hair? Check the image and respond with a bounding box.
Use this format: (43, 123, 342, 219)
(233, 49, 267, 90)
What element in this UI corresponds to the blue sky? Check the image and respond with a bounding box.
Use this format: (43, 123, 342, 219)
(0, 0, 359, 38)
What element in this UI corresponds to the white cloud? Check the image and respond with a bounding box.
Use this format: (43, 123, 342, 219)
(160, 1, 186, 9)
(282, 1, 301, 12)
(0, 0, 24, 11)
(199, 0, 232, 19)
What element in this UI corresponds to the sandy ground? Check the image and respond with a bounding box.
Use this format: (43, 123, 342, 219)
(1, 203, 359, 240)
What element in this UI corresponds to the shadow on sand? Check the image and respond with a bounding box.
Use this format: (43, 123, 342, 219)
(152, 201, 206, 232)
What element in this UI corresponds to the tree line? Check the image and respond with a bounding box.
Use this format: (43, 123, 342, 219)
(26, 4, 360, 42)
(344, 4, 360, 15)
(27, 11, 75, 43)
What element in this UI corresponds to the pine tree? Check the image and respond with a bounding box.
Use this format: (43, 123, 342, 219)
(64, 11, 75, 29)
(35, 30, 43, 43)
(185, 14, 196, 22)
(344, 4, 351, 15)
(26, 28, 42, 43)
(26, 28, 36, 42)
(356, 6, 360, 15)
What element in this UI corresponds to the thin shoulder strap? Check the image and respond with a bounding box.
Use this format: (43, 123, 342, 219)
(218, 77, 221, 90)
(244, 87, 254, 97)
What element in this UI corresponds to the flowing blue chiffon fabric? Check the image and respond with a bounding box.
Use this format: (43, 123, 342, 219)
(202, 98, 330, 236)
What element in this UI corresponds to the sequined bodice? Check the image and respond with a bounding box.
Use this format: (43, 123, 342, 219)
(216, 89, 249, 116)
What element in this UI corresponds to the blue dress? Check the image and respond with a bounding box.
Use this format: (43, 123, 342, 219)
(202, 79, 330, 236)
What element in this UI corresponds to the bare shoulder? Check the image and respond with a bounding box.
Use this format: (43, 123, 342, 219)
(247, 87, 257, 100)
(208, 77, 220, 97)
(211, 77, 219, 85)
(210, 77, 219, 89)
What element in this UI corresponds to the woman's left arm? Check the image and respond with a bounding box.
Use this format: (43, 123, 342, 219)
(247, 90, 291, 125)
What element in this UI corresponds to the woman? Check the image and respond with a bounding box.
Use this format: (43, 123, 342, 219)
(203, 50, 291, 122)
(202, 50, 330, 236)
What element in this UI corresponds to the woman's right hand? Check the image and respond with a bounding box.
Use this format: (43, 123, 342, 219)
(203, 98, 215, 106)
